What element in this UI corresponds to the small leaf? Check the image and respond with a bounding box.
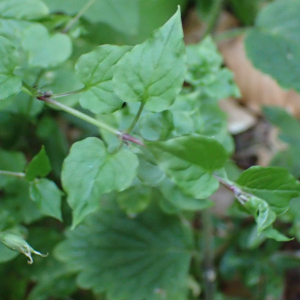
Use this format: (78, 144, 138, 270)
(113, 8, 186, 112)
(263, 227, 293, 242)
(22, 24, 72, 68)
(245, 0, 300, 92)
(0, 37, 22, 100)
(0, 0, 49, 20)
(159, 177, 214, 212)
(62, 137, 139, 228)
(25, 146, 51, 181)
(139, 111, 173, 141)
(29, 178, 63, 221)
(55, 203, 193, 299)
(237, 166, 300, 214)
(244, 196, 276, 233)
(76, 45, 131, 114)
(147, 135, 228, 199)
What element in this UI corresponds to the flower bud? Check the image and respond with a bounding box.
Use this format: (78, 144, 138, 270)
(0, 233, 48, 264)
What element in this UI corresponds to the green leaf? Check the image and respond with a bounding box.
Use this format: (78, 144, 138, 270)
(159, 177, 214, 212)
(245, 0, 300, 92)
(25, 146, 51, 181)
(147, 135, 228, 199)
(244, 196, 276, 233)
(186, 37, 240, 99)
(139, 111, 173, 141)
(62, 137, 139, 228)
(76, 45, 131, 114)
(117, 184, 152, 215)
(229, 0, 260, 26)
(0, 37, 22, 100)
(263, 227, 292, 242)
(55, 203, 193, 299)
(113, 8, 186, 112)
(1, 179, 42, 224)
(0, 0, 49, 20)
(263, 106, 300, 147)
(0, 148, 26, 188)
(236, 166, 300, 214)
(22, 24, 72, 68)
(43, 0, 140, 36)
(137, 153, 165, 187)
(29, 178, 63, 221)
(0, 241, 19, 263)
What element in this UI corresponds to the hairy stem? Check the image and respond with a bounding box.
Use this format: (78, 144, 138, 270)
(126, 101, 146, 133)
(39, 97, 121, 135)
(37, 96, 145, 146)
(62, 0, 97, 33)
(0, 171, 26, 178)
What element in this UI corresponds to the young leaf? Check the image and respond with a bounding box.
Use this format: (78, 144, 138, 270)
(245, 0, 300, 92)
(0, 0, 49, 20)
(55, 204, 193, 299)
(147, 135, 228, 198)
(25, 146, 51, 181)
(76, 45, 131, 114)
(62, 137, 139, 228)
(263, 227, 292, 242)
(244, 196, 276, 233)
(237, 166, 300, 214)
(113, 8, 186, 112)
(29, 178, 63, 221)
(0, 37, 22, 100)
(22, 24, 72, 68)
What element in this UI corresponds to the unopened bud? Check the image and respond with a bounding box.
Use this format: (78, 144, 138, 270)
(0, 233, 48, 264)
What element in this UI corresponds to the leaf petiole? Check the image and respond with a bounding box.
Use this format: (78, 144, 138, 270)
(52, 87, 87, 99)
(0, 170, 26, 178)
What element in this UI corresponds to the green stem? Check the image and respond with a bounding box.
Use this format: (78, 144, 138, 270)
(52, 87, 87, 99)
(62, 0, 97, 33)
(22, 81, 36, 97)
(40, 97, 121, 136)
(0, 171, 25, 178)
(202, 209, 216, 300)
(126, 101, 146, 133)
(213, 27, 249, 43)
(202, 0, 223, 38)
(26, 69, 45, 115)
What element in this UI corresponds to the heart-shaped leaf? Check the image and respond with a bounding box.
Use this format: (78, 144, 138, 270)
(113, 8, 186, 112)
(62, 137, 139, 228)
(22, 24, 72, 68)
(55, 203, 193, 299)
(76, 45, 131, 114)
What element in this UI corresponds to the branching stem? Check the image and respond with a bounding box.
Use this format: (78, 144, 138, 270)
(36, 95, 145, 147)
